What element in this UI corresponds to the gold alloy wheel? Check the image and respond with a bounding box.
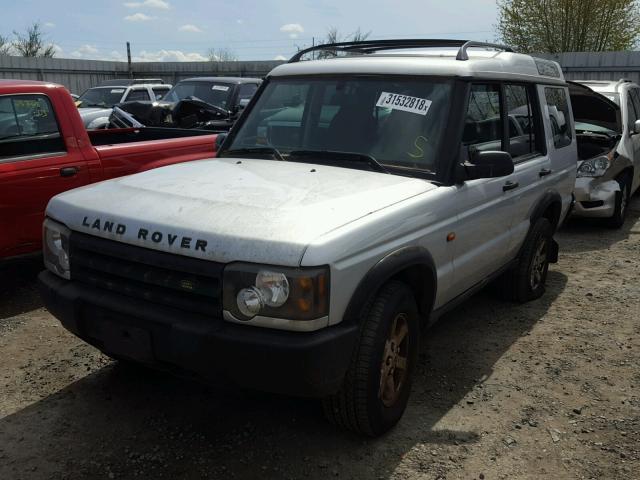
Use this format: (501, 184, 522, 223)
(379, 313, 410, 407)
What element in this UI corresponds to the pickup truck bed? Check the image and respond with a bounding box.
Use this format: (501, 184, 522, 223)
(0, 80, 217, 261)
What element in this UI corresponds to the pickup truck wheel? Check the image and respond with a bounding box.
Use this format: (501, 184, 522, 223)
(607, 175, 630, 229)
(508, 217, 553, 303)
(322, 280, 419, 436)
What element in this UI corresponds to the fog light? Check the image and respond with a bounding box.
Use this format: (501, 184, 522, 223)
(237, 287, 264, 319)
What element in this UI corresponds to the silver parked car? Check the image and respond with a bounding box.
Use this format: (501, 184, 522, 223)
(570, 79, 640, 227)
(39, 40, 576, 436)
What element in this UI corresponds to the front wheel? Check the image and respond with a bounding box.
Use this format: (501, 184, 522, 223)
(322, 280, 419, 436)
(607, 174, 630, 229)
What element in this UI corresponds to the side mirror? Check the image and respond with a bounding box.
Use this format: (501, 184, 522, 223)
(215, 133, 227, 151)
(634, 119, 640, 135)
(462, 150, 514, 181)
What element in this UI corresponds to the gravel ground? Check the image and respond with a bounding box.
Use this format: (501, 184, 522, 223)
(1, 195, 639, 480)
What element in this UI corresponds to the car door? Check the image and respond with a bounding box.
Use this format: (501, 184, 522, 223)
(0, 92, 90, 259)
(451, 83, 517, 296)
(504, 83, 551, 254)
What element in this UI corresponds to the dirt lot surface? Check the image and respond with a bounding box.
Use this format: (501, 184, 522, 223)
(1, 196, 639, 480)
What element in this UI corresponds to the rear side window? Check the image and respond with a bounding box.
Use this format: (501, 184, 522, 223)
(125, 89, 151, 102)
(0, 95, 66, 161)
(544, 87, 572, 148)
(463, 84, 503, 153)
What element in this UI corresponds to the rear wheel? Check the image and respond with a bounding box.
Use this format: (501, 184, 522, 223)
(501, 217, 553, 303)
(607, 174, 630, 229)
(322, 280, 419, 436)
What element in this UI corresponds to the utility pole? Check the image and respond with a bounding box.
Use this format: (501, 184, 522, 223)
(312, 36, 315, 60)
(126, 41, 132, 78)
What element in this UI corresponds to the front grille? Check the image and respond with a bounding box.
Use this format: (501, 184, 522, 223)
(70, 232, 223, 317)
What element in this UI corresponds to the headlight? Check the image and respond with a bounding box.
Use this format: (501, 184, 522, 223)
(577, 156, 609, 177)
(223, 263, 329, 323)
(43, 218, 71, 279)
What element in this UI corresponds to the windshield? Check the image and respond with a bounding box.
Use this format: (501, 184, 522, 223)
(78, 87, 126, 108)
(164, 81, 233, 109)
(223, 76, 452, 174)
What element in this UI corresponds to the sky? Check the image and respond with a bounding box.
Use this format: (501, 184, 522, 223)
(1, 0, 500, 62)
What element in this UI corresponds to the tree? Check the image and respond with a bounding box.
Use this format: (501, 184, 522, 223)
(317, 27, 372, 59)
(497, 0, 640, 53)
(13, 22, 56, 57)
(0, 34, 12, 55)
(207, 48, 238, 62)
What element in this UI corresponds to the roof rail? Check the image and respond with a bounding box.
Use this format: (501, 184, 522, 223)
(288, 39, 514, 63)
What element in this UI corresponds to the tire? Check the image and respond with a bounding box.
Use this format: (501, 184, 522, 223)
(607, 174, 630, 229)
(503, 217, 553, 303)
(322, 280, 419, 436)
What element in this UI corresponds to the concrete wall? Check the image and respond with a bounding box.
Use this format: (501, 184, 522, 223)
(0, 56, 284, 93)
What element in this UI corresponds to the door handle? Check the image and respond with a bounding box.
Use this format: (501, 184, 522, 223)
(502, 181, 519, 192)
(539, 168, 552, 177)
(60, 166, 79, 177)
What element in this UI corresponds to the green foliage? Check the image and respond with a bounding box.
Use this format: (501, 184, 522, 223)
(497, 0, 640, 52)
(13, 22, 56, 58)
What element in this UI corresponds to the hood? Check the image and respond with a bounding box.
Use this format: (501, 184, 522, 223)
(78, 107, 112, 124)
(568, 81, 622, 133)
(47, 158, 436, 266)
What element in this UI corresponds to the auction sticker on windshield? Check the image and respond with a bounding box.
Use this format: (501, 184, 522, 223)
(212, 85, 230, 91)
(376, 92, 432, 116)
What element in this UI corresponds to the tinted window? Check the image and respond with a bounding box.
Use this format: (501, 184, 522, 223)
(164, 81, 232, 109)
(626, 90, 639, 133)
(463, 84, 503, 154)
(505, 84, 540, 159)
(152, 87, 170, 100)
(237, 83, 259, 106)
(0, 95, 66, 161)
(126, 89, 151, 102)
(544, 87, 572, 148)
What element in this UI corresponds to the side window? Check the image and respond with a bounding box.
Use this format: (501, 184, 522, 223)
(626, 90, 639, 133)
(544, 87, 572, 149)
(505, 84, 540, 160)
(236, 83, 259, 107)
(463, 84, 503, 154)
(0, 95, 66, 161)
(125, 89, 151, 102)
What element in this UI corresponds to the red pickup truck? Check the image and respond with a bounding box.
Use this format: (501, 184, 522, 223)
(0, 80, 218, 261)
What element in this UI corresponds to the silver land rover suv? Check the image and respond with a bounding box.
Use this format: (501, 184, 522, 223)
(39, 40, 577, 436)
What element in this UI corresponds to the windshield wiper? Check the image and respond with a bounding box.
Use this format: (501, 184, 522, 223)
(223, 146, 284, 161)
(288, 150, 389, 174)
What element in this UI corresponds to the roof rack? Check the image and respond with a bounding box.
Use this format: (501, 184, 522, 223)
(288, 39, 514, 63)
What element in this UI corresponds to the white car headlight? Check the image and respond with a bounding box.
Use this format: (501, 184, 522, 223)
(223, 264, 329, 322)
(43, 218, 71, 279)
(577, 156, 609, 177)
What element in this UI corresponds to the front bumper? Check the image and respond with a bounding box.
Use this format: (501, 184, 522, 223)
(39, 271, 358, 397)
(572, 177, 619, 218)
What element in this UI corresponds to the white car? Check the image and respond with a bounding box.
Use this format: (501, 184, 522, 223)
(76, 79, 172, 129)
(40, 40, 576, 436)
(570, 79, 640, 227)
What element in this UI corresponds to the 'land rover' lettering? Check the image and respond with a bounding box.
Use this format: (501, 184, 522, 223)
(82, 216, 126, 235)
(81, 217, 207, 252)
